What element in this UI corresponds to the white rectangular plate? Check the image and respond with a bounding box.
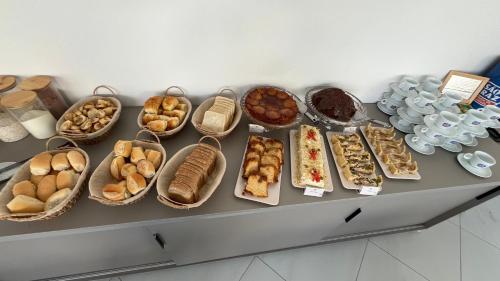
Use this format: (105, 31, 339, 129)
(289, 130, 334, 192)
(325, 131, 383, 191)
(234, 136, 282, 206)
(359, 126, 421, 180)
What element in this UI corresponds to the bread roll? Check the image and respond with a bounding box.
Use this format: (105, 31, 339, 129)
(144, 96, 163, 114)
(102, 183, 126, 201)
(162, 96, 179, 111)
(51, 152, 70, 171)
(56, 170, 78, 190)
(166, 117, 180, 129)
(110, 156, 126, 180)
(146, 150, 162, 169)
(137, 159, 155, 178)
(30, 152, 52, 176)
(144, 149, 152, 158)
(114, 140, 132, 157)
(120, 163, 137, 178)
(147, 119, 168, 132)
(7, 195, 45, 213)
(44, 188, 72, 211)
(67, 150, 86, 172)
(126, 172, 146, 195)
(30, 174, 44, 185)
(12, 180, 36, 198)
(130, 147, 146, 164)
(37, 175, 57, 202)
(143, 113, 160, 124)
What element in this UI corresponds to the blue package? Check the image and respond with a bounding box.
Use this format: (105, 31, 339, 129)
(472, 63, 500, 108)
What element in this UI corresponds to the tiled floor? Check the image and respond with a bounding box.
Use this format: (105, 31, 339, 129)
(105, 196, 500, 281)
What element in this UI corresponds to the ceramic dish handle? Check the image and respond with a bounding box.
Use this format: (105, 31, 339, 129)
(135, 129, 161, 144)
(46, 136, 79, 151)
(93, 85, 118, 96)
(164, 86, 186, 97)
(368, 119, 391, 128)
(199, 135, 222, 151)
(217, 88, 238, 101)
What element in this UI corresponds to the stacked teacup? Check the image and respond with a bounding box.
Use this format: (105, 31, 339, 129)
(391, 90, 437, 134)
(377, 76, 419, 116)
(416, 76, 443, 97)
(433, 92, 463, 114)
(478, 105, 500, 128)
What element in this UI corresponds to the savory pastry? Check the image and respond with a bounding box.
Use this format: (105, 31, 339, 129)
(30, 152, 52, 176)
(147, 119, 168, 132)
(6, 195, 45, 213)
(144, 96, 163, 114)
(245, 87, 298, 125)
(44, 188, 72, 211)
(162, 96, 179, 111)
(141, 95, 188, 132)
(67, 150, 86, 172)
(51, 153, 70, 171)
(56, 170, 78, 190)
(114, 140, 132, 157)
(12, 180, 36, 198)
(297, 125, 325, 188)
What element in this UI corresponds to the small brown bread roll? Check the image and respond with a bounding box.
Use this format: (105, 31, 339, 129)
(44, 188, 72, 211)
(30, 174, 44, 185)
(144, 149, 152, 158)
(37, 175, 57, 202)
(30, 152, 52, 176)
(51, 152, 70, 171)
(146, 150, 162, 170)
(137, 159, 155, 178)
(102, 183, 126, 201)
(126, 172, 147, 195)
(147, 119, 168, 132)
(67, 150, 86, 172)
(162, 96, 179, 111)
(12, 180, 36, 198)
(56, 170, 78, 190)
(114, 140, 133, 157)
(130, 147, 146, 164)
(110, 156, 126, 180)
(144, 96, 164, 114)
(166, 117, 180, 129)
(7, 195, 45, 213)
(120, 163, 137, 178)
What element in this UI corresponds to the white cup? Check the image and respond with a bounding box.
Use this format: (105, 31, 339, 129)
(380, 98, 399, 111)
(437, 92, 463, 108)
(413, 91, 437, 107)
(410, 135, 428, 147)
(421, 76, 442, 92)
(398, 76, 419, 92)
(478, 105, 500, 121)
(443, 137, 460, 146)
(390, 90, 406, 101)
(419, 126, 442, 139)
(428, 111, 461, 129)
(460, 110, 488, 126)
(405, 106, 422, 118)
(398, 117, 413, 127)
(463, 151, 496, 169)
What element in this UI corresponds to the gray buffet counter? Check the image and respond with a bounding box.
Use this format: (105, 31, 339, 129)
(1, 104, 499, 280)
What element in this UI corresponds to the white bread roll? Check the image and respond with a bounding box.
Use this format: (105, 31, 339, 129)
(110, 156, 126, 180)
(12, 180, 36, 198)
(51, 152, 70, 171)
(137, 159, 155, 179)
(120, 163, 137, 178)
(130, 147, 146, 164)
(7, 195, 45, 213)
(102, 183, 126, 201)
(114, 140, 132, 157)
(126, 172, 146, 195)
(146, 150, 162, 170)
(30, 152, 52, 176)
(44, 188, 72, 211)
(56, 170, 78, 190)
(67, 150, 86, 172)
(37, 175, 57, 202)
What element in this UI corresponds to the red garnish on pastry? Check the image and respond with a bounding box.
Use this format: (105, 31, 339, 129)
(308, 149, 318, 160)
(307, 130, 317, 141)
(310, 169, 321, 182)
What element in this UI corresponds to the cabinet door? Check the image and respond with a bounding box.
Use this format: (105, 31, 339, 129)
(0, 226, 166, 281)
(147, 200, 359, 265)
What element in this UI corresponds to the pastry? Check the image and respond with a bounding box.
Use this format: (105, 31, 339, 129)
(147, 119, 168, 132)
(130, 146, 146, 164)
(56, 170, 78, 190)
(102, 183, 126, 201)
(137, 159, 155, 178)
(37, 175, 57, 202)
(110, 156, 126, 180)
(67, 150, 86, 172)
(260, 155, 280, 171)
(144, 96, 163, 114)
(120, 163, 137, 178)
(143, 113, 160, 124)
(7, 195, 45, 213)
(163, 109, 186, 121)
(162, 96, 179, 111)
(166, 117, 180, 129)
(297, 125, 325, 188)
(259, 165, 278, 183)
(126, 172, 147, 195)
(51, 152, 70, 171)
(30, 152, 52, 176)
(12, 180, 36, 198)
(44, 188, 72, 211)
(245, 87, 298, 125)
(114, 140, 132, 157)
(244, 174, 268, 197)
(146, 150, 162, 169)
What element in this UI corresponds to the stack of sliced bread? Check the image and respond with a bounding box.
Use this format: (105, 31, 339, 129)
(200, 96, 236, 133)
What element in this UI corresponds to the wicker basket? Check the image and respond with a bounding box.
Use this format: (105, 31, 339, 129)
(0, 137, 91, 222)
(156, 136, 226, 209)
(88, 129, 167, 206)
(56, 85, 122, 145)
(136, 86, 192, 139)
(191, 88, 242, 139)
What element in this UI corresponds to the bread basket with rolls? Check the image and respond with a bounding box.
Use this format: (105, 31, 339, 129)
(191, 88, 242, 139)
(156, 136, 226, 209)
(0, 136, 90, 222)
(137, 86, 192, 139)
(88, 129, 167, 206)
(56, 85, 122, 144)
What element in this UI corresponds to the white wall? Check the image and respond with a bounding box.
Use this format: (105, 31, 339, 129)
(1, 0, 499, 105)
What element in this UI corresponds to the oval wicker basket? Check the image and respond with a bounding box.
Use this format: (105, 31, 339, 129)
(136, 86, 192, 139)
(88, 129, 167, 206)
(56, 85, 122, 144)
(156, 136, 226, 209)
(0, 136, 91, 222)
(191, 88, 242, 139)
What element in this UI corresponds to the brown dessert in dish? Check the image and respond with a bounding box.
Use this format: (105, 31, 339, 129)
(245, 87, 298, 125)
(312, 88, 356, 122)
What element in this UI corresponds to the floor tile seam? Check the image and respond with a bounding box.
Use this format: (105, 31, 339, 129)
(355, 239, 369, 281)
(460, 224, 500, 251)
(238, 256, 257, 281)
(256, 256, 287, 281)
